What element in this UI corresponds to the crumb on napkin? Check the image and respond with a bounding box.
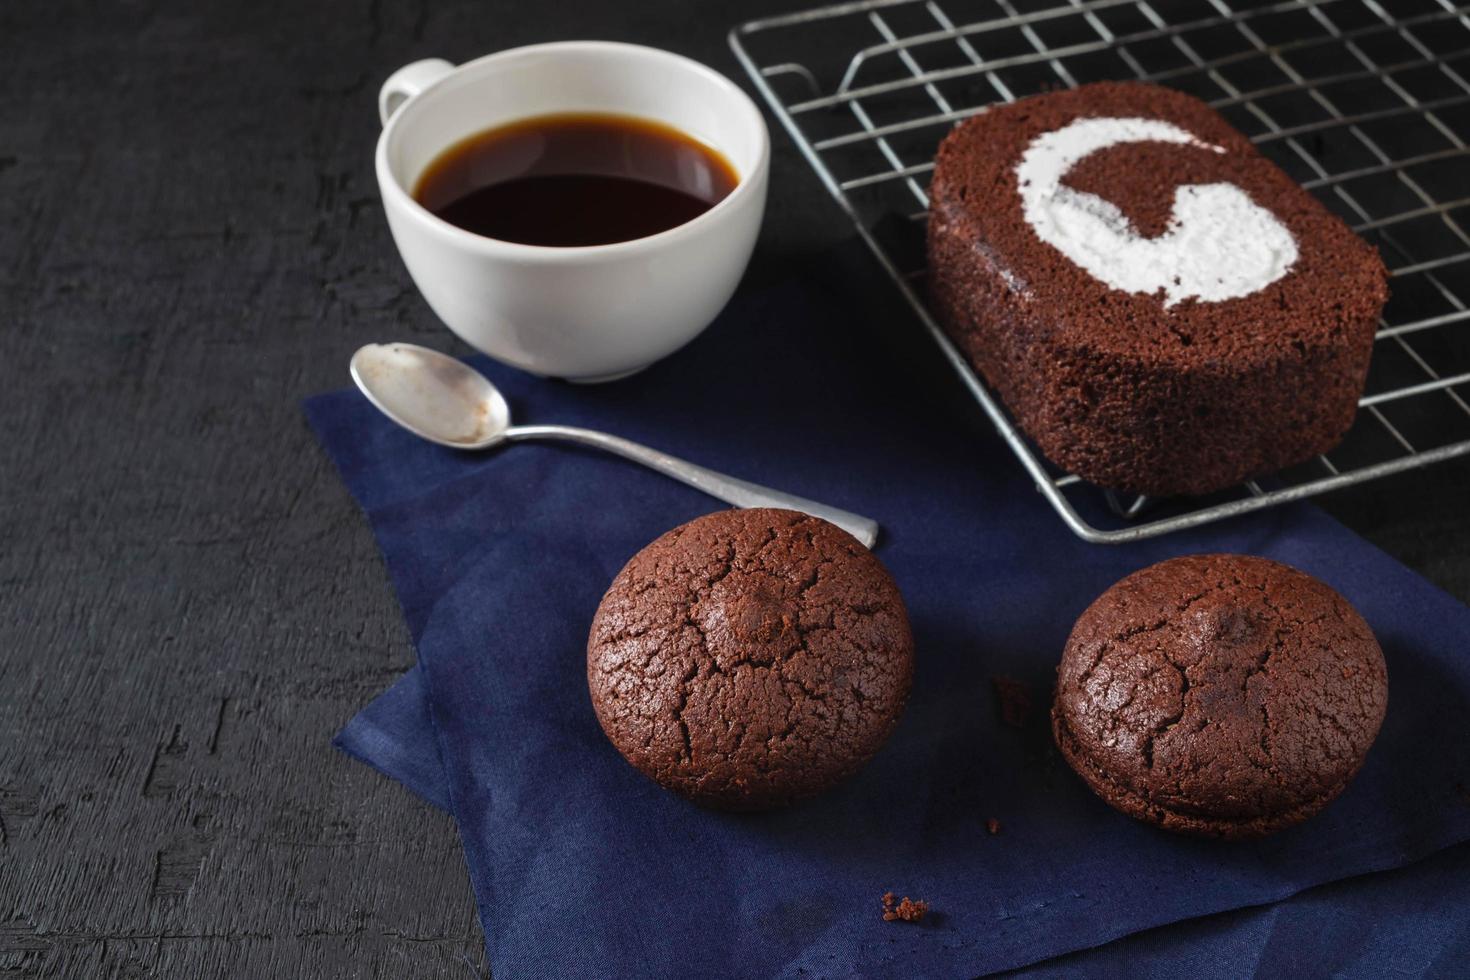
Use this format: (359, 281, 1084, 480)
(992, 676, 1033, 728)
(881, 891, 929, 923)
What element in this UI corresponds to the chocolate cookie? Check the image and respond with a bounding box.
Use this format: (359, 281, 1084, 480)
(1053, 554, 1387, 838)
(587, 508, 914, 810)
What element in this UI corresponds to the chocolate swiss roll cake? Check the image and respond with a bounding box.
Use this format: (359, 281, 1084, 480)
(927, 81, 1388, 496)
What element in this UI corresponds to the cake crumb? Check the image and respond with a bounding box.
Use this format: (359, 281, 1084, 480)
(992, 676, 1033, 728)
(986, 817, 1002, 835)
(881, 891, 929, 923)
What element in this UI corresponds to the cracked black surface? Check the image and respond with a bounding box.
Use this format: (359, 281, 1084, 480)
(1053, 554, 1388, 839)
(586, 509, 914, 811)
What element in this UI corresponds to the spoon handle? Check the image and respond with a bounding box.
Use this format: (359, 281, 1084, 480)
(504, 424, 880, 549)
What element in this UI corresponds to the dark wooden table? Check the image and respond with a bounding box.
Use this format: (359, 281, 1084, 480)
(3, 1, 1467, 976)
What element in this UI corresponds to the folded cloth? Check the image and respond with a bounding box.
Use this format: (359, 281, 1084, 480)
(339, 678, 1470, 980)
(307, 278, 1470, 979)
(1011, 839, 1470, 979)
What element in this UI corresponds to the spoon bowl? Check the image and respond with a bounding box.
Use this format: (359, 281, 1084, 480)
(351, 343, 512, 449)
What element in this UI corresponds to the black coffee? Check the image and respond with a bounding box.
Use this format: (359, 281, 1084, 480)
(412, 112, 740, 247)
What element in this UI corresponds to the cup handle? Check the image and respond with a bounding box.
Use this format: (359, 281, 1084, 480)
(378, 59, 455, 126)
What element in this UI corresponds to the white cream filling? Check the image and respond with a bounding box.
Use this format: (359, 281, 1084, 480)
(1015, 116, 1298, 307)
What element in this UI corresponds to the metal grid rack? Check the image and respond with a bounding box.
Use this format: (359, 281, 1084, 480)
(730, 0, 1470, 543)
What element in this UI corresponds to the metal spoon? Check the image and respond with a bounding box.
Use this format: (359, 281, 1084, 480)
(349, 343, 880, 548)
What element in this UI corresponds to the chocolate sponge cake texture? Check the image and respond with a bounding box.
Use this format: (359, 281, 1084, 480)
(1053, 554, 1388, 838)
(927, 82, 1389, 496)
(587, 509, 914, 811)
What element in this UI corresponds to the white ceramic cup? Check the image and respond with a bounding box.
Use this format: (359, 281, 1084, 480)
(375, 42, 770, 382)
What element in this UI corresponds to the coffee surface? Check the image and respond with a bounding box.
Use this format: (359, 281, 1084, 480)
(413, 112, 738, 247)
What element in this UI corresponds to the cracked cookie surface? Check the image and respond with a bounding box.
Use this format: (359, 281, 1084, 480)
(1053, 554, 1387, 839)
(587, 508, 914, 810)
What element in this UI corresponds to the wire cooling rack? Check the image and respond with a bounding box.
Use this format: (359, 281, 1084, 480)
(730, 0, 1470, 543)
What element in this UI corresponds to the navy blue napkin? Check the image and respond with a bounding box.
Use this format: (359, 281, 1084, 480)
(340, 668, 1470, 979)
(341, 671, 1470, 979)
(308, 279, 1470, 979)
(1014, 839, 1470, 979)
